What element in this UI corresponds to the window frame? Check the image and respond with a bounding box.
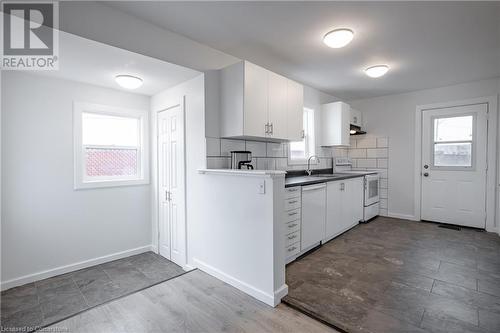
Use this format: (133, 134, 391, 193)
(73, 102, 149, 190)
(288, 107, 317, 165)
(430, 112, 476, 171)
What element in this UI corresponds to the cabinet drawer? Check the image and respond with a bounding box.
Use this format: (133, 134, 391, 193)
(285, 231, 300, 247)
(284, 208, 301, 223)
(285, 220, 300, 234)
(285, 187, 301, 199)
(285, 243, 300, 257)
(284, 197, 301, 211)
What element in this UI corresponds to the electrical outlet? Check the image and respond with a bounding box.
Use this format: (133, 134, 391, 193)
(258, 180, 265, 194)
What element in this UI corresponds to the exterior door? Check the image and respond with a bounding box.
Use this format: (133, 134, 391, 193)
(158, 102, 185, 265)
(421, 103, 488, 228)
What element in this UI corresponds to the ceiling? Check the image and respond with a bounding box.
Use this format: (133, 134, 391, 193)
(105, 1, 500, 100)
(35, 30, 201, 96)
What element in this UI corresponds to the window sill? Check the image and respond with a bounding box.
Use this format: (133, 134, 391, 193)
(74, 178, 149, 190)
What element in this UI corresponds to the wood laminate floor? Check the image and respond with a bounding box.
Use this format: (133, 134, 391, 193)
(284, 216, 500, 333)
(45, 269, 336, 333)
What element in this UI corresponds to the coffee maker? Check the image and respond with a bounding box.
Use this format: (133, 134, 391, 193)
(230, 151, 254, 170)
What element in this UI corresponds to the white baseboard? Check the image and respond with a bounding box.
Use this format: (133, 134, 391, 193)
(388, 212, 419, 221)
(192, 258, 281, 307)
(1, 245, 154, 291)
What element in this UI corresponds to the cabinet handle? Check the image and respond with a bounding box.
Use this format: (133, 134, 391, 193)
(270, 123, 273, 135)
(288, 212, 298, 216)
(288, 235, 297, 240)
(265, 123, 269, 134)
(340, 183, 345, 191)
(288, 200, 298, 204)
(288, 223, 298, 228)
(288, 246, 297, 252)
(301, 130, 305, 139)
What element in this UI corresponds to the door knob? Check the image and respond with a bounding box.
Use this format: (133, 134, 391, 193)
(423, 172, 429, 177)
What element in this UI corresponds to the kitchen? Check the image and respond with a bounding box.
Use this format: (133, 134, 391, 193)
(2, 2, 500, 333)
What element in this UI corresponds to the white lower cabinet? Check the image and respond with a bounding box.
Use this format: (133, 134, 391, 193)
(284, 187, 302, 263)
(285, 177, 363, 264)
(300, 183, 326, 252)
(324, 178, 364, 242)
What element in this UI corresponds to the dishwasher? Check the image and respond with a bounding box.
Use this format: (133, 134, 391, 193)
(301, 183, 326, 252)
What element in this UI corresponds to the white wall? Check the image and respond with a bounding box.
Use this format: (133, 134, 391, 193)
(349, 78, 500, 223)
(1, 72, 152, 287)
(150, 74, 207, 268)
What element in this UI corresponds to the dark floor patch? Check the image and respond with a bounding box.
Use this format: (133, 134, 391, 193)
(438, 224, 461, 231)
(0, 252, 186, 332)
(284, 216, 500, 333)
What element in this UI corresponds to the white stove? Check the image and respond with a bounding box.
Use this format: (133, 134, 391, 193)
(334, 157, 380, 222)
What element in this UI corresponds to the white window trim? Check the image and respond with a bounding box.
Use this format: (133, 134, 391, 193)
(288, 107, 318, 165)
(73, 102, 149, 190)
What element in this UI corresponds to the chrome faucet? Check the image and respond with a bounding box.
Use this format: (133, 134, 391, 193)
(306, 155, 320, 176)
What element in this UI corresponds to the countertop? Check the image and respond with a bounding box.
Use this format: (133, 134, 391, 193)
(285, 173, 368, 188)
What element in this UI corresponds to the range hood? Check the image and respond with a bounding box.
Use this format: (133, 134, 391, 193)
(350, 124, 366, 135)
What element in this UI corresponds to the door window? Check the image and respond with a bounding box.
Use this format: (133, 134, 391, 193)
(432, 115, 474, 168)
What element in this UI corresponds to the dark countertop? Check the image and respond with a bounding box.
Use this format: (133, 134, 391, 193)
(285, 173, 366, 188)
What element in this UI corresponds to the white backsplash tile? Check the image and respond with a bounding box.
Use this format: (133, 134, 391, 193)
(256, 157, 276, 170)
(275, 158, 288, 171)
(356, 137, 377, 148)
(245, 141, 267, 157)
(377, 158, 388, 169)
(267, 142, 286, 157)
(349, 148, 367, 158)
(220, 139, 245, 156)
(380, 179, 388, 189)
(379, 188, 388, 199)
(367, 148, 388, 158)
(206, 137, 220, 157)
(379, 208, 388, 217)
(207, 157, 230, 169)
(380, 198, 388, 209)
(377, 137, 389, 148)
(356, 158, 377, 168)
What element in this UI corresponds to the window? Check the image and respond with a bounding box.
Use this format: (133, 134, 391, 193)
(289, 108, 315, 164)
(432, 115, 474, 168)
(74, 102, 149, 189)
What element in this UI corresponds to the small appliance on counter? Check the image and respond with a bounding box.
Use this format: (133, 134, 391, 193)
(334, 157, 380, 222)
(230, 151, 254, 169)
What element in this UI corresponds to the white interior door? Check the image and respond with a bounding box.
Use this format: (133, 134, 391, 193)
(421, 103, 488, 228)
(158, 102, 185, 265)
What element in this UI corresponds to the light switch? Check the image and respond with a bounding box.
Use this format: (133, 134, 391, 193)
(258, 180, 265, 194)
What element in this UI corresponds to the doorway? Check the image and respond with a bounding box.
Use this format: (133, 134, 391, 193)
(157, 101, 186, 266)
(420, 103, 488, 228)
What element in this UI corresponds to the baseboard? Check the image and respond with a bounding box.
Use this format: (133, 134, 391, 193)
(1, 245, 153, 291)
(388, 212, 418, 221)
(274, 284, 289, 306)
(192, 258, 279, 307)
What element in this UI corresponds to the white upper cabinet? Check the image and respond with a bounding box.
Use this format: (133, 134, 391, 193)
(268, 71, 288, 140)
(244, 62, 269, 137)
(220, 61, 304, 141)
(286, 79, 305, 142)
(350, 108, 363, 127)
(321, 101, 350, 146)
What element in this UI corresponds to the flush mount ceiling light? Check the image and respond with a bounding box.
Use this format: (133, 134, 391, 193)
(323, 28, 354, 48)
(365, 65, 390, 78)
(115, 75, 143, 89)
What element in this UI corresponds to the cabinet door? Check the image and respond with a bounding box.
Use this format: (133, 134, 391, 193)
(342, 178, 363, 229)
(268, 72, 288, 140)
(243, 62, 269, 137)
(325, 181, 343, 241)
(301, 184, 326, 251)
(287, 79, 304, 141)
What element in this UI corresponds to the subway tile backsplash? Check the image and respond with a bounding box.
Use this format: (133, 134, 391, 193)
(206, 137, 332, 171)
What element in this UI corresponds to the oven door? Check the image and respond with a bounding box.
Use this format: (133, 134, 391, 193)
(364, 174, 380, 206)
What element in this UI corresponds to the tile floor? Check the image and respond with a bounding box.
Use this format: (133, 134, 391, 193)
(1, 251, 185, 331)
(284, 216, 500, 333)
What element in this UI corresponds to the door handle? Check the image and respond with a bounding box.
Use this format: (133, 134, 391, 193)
(423, 172, 429, 177)
(270, 123, 273, 135)
(265, 123, 269, 134)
